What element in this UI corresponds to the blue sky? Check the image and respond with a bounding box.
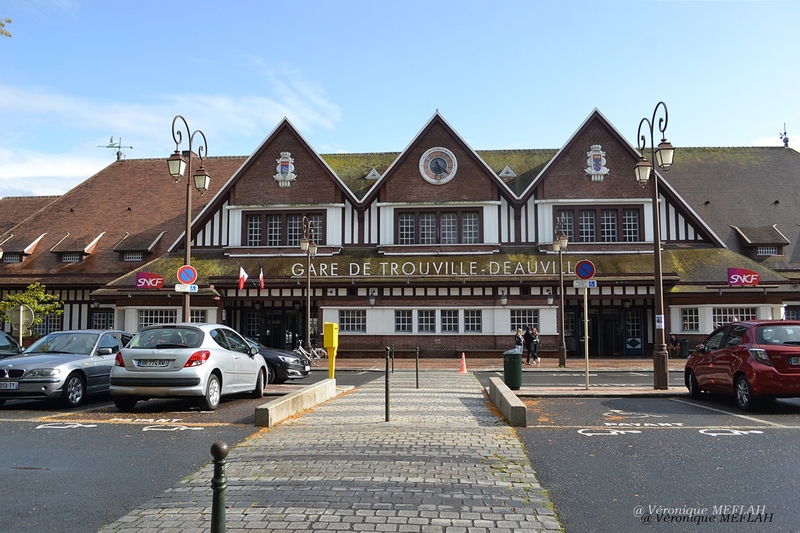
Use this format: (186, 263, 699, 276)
(0, 0, 797, 198)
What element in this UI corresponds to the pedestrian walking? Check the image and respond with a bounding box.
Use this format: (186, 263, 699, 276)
(514, 328, 524, 354)
(523, 326, 534, 365)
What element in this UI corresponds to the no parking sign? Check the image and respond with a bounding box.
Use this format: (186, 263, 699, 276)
(575, 260, 595, 280)
(177, 265, 198, 285)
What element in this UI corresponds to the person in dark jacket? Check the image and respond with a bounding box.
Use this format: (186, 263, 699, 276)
(514, 328, 524, 354)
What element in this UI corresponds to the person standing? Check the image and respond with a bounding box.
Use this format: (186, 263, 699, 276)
(524, 326, 535, 365)
(514, 328, 524, 354)
(531, 327, 541, 364)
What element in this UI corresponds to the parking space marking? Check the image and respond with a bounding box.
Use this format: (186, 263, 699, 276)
(669, 398, 793, 428)
(699, 428, 764, 436)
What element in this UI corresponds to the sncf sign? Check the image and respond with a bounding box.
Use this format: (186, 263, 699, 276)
(728, 268, 760, 286)
(136, 272, 166, 289)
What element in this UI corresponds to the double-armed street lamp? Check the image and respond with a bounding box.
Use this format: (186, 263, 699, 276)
(299, 216, 317, 351)
(167, 115, 210, 323)
(634, 102, 675, 390)
(553, 213, 569, 367)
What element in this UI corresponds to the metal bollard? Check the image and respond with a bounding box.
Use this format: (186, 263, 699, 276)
(415, 346, 419, 389)
(391, 344, 395, 373)
(385, 346, 390, 422)
(210, 441, 230, 533)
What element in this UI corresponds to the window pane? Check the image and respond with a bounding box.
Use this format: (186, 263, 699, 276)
(308, 214, 323, 245)
(395, 310, 412, 333)
(418, 310, 436, 333)
(579, 210, 595, 242)
(441, 310, 459, 332)
(712, 308, 756, 327)
(441, 213, 458, 244)
(601, 210, 617, 242)
(557, 211, 574, 242)
(464, 310, 482, 332)
(399, 213, 416, 244)
(622, 210, 639, 242)
(420, 213, 436, 244)
(267, 215, 282, 246)
(247, 215, 262, 246)
(339, 310, 366, 332)
(462, 212, 480, 244)
(681, 309, 699, 331)
(138, 309, 178, 329)
(287, 215, 303, 247)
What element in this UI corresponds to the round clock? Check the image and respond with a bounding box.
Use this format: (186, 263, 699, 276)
(419, 147, 457, 184)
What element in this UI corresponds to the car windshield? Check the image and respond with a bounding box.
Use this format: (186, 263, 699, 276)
(26, 332, 99, 355)
(756, 325, 800, 345)
(129, 328, 203, 349)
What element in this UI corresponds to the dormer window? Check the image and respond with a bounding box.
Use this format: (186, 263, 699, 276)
(756, 246, 781, 256)
(2, 253, 22, 263)
(61, 253, 82, 263)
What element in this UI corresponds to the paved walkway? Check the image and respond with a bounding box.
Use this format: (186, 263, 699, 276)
(99, 371, 562, 533)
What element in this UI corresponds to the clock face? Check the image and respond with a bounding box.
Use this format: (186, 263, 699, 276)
(419, 147, 457, 184)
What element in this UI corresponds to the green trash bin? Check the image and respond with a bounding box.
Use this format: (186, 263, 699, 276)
(680, 339, 689, 359)
(502, 349, 523, 390)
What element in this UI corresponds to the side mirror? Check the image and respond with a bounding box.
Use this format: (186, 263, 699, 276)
(695, 344, 705, 352)
(96, 347, 115, 356)
(249, 346, 259, 357)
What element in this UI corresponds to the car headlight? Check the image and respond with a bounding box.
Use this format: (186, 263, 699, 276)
(749, 349, 772, 366)
(26, 368, 62, 377)
(278, 355, 300, 364)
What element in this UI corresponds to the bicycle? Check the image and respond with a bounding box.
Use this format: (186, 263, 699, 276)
(294, 339, 326, 366)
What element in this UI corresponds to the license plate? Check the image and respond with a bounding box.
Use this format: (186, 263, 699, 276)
(137, 359, 169, 368)
(0, 382, 19, 390)
(790, 357, 800, 366)
(304, 365, 311, 371)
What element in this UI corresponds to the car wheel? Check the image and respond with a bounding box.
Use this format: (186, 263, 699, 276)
(266, 363, 277, 384)
(199, 373, 221, 411)
(114, 397, 138, 411)
(61, 372, 86, 408)
(735, 375, 755, 411)
(687, 370, 702, 400)
(251, 368, 266, 398)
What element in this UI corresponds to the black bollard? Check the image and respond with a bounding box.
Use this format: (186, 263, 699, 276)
(210, 441, 230, 533)
(385, 346, 390, 422)
(415, 346, 419, 389)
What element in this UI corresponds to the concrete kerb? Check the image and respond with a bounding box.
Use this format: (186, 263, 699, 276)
(254, 378, 348, 427)
(488, 376, 527, 427)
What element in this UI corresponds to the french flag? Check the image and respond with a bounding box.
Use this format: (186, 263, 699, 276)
(258, 261, 264, 290)
(238, 266, 249, 290)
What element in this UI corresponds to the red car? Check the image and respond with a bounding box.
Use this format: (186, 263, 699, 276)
(685, 320, 800, 410)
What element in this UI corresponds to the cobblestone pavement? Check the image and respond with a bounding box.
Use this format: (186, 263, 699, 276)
(99, 371, 562, 533)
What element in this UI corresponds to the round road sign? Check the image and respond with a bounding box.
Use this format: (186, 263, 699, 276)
(575, 260, 596, 280)
(177, 265, 198, 285)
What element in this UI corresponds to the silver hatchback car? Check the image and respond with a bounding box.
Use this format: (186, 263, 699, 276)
(110, 323, 268, 411)
(0, 330, 133, 408)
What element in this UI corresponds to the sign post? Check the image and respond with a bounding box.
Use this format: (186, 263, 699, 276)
(10, 304, 35, 346)
(574, 260, 596, 390)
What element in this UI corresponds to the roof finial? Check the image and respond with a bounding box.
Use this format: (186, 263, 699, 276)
(780, 124, 789, 148)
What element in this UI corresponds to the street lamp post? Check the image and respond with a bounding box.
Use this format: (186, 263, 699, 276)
(635, 101, 675, 390)
(553, 214, 569, 367)
(167, 115, 210, 323)
(299, 216, 317, 352)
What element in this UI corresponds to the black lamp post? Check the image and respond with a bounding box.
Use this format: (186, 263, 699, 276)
(635, 101, 675, 390)
(553, 214, 569, 367)
(299, 216, 317, 351)
(167, 115, 210, 323)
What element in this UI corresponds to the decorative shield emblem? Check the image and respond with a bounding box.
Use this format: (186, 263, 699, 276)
(585, 145, 610, 181)
(274, 152, 297, 187)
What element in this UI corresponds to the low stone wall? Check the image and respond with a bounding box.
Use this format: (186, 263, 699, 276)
(254, 378, 338, 427)
(488, 376, 527, 427)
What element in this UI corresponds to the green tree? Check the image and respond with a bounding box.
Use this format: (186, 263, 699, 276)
(0, 283, 64, 336)
(0, 18, 11, 38)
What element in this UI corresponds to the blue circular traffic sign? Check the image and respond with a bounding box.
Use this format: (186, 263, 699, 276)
(177, 265, 198, 284)
(575, 260, 596, 280)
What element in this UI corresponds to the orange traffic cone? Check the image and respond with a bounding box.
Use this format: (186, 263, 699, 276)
(459, 352, 468, 373)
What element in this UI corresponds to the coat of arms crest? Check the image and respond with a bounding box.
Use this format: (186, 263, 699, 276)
(274, 152, 297, 187)
(585, 145, 610, 181)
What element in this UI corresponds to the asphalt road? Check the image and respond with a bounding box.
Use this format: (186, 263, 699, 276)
(517, 395, 800, 533)
(475, 369, 687, 389)
(0, 370, 377, 533)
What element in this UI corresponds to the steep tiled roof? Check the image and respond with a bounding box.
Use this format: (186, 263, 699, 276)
(661, 146, 800, 271)
(320, 152, 400, 200)
(476, 149, 558, 196)
(0, 156, 245, 286)
(0, 195, 58, 234)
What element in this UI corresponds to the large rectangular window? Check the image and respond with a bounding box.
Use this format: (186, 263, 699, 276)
(681, 308, 699, 331)
(510, 309, 539, 332)
(243, 212, 323, 247)
(712, 307, 756, 327)
(557, 207, 642, 243)
(339, 310, 366, 332)
(138, 309, 178, 329)
(418, 310, 436, 333)
(395, 310, 413, 333)
(32, 313, 62, 336)
(395, 209, 482, 244)
(464, 310, 482, 332)
(441, 310, 459, 333)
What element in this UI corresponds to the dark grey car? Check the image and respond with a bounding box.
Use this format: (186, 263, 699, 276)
(0, 330, 132, 408)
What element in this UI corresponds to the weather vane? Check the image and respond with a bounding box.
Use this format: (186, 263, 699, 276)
(780, 124, 789, 148)
(98, 136, 133, 161)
